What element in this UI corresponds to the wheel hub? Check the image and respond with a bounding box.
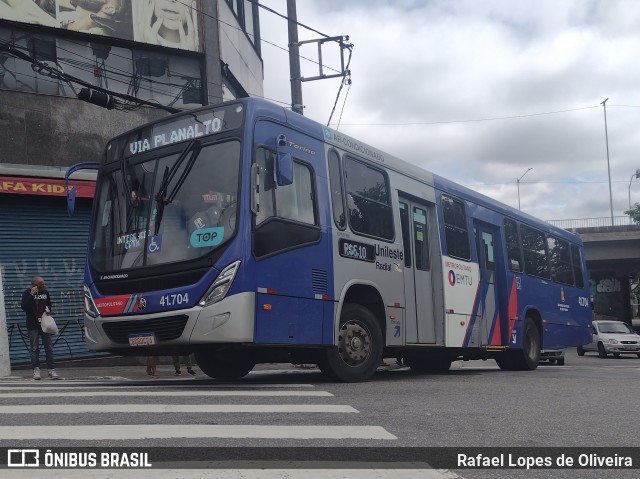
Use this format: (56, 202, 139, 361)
(338, 320, 371, 366)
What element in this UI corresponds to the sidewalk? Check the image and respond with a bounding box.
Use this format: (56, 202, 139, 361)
(0, 358, 484, 381)
(0, 356, 307, 382)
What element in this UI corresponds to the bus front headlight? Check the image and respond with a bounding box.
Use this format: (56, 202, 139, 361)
(199, 261, 240, 307)
(84, 285, 100, 318)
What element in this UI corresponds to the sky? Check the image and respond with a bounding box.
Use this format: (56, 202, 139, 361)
(257, 0, 640, 224)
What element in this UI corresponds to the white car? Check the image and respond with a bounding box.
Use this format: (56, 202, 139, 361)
(577, 320, 640, 358)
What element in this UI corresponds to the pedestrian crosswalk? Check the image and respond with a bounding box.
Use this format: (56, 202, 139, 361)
(0, 376, 459, 478)
(0, 377, 394, 441)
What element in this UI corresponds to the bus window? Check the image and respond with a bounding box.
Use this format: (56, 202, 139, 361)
(504, 219, 523, 272)
(480, 231, 495, 271)
(328, 149, 346, 229)
(255, 147, 316, 226)
(441, 195, 470, 260)
(521, 224, 550, 279)
(413, 206, 430, 270)
(91, 141, 240, 271)
(571, 244, 585, 288)
(547, 236, 573, 285)
(344, 157, 393, 240)
(399, 202, 412, 267)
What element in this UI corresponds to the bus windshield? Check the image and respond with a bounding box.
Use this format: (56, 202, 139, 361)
(90, 140, 240, 271)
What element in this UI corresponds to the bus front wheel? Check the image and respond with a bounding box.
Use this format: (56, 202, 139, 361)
(194, 348, 255, 380)
(318, 304, 383, 382)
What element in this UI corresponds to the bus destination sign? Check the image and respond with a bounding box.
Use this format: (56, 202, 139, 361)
(121, 104, 244, 157)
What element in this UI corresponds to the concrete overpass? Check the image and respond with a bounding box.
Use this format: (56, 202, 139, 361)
(549, 218, 640, 324)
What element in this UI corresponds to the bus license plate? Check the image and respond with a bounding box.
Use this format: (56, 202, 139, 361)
(128, 333, 156, 347)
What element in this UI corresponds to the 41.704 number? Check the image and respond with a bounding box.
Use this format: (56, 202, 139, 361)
(159, 293, 189, 307)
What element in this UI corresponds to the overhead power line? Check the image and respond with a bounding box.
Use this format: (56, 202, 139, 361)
(0, 41, 180, 113)
(247, 0, 330, 39)
(333, 106, 602, 127)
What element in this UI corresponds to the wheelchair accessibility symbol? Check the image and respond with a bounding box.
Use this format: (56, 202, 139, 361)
(148, 235, 162, 254)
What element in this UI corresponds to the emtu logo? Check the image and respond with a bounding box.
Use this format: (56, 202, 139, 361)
(448, 270, 456, 286)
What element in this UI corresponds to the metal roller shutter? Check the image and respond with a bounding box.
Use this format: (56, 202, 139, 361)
(0, 194, 100, 364)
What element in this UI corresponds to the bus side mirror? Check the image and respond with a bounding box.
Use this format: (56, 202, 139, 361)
(67, 186, 77, 216)
(65, 162, 100, 216)
(275, 134, 293, 186)
(276, 152, 294, 186)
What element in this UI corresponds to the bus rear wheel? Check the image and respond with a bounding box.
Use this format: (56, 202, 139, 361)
(496, 317, 540, 371)
(194, 348, 255, 380)
(318, 304, 383, 382)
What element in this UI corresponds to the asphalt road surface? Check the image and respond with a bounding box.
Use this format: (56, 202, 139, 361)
(1, 349, 639, 478)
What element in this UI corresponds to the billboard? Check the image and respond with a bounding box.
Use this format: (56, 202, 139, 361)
(0, 0, 201, 52)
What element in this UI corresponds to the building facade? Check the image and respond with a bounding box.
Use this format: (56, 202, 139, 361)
(0, 0, 263, 364)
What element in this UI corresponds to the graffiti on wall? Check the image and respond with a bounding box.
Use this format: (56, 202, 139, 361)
(1, 257, 87, 363)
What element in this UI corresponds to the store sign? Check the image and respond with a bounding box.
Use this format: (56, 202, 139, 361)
(0, 176, 95, 198)
(0, 0, 201, 52)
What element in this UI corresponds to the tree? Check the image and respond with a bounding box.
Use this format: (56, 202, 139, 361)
(624, 203, 640, 224)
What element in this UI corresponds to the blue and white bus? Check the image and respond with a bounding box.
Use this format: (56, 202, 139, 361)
(67, 97, 592, 382)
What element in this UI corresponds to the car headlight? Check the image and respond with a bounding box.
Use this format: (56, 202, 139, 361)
(607, 339, 619, 344)
(199, 261, 240, 307)
(84, 285, 99, 318)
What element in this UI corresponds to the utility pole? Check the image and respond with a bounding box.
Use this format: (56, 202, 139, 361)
(628, 169, 640, 210)
(601, 98, 614, 225)
(517, 167, 532, 211)
(287, 0, 304, 115)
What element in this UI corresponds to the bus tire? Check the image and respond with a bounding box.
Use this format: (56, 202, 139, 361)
(577, 345, 585, 356)
(318, 304, 383, 382)
(194, 349, 255, 380)
(496, 317, 540, 371)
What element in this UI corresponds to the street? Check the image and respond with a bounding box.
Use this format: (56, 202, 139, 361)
(1, 350, 639, 478)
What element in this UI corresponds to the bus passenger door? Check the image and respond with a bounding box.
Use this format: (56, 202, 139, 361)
(472, 222, 505, 347)
(399, 196, 436, 343)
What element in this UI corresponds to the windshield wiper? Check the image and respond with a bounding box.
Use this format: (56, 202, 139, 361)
(154, 139, 202, 235)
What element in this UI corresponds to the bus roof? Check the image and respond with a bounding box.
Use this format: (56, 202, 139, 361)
(109, 97, 580, 244)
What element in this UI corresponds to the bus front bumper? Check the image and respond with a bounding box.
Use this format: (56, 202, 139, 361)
(84, 292, 256, 352)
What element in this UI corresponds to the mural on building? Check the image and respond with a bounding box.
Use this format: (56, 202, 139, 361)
(0, 0, 201, 51)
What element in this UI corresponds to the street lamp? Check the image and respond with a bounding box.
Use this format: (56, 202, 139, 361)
(601, 98, 614, 225)
(517, 167, 533, 210)
(629, 168, 640, 209)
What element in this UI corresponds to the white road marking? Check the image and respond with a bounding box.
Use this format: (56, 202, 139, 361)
(3, 469, 459, 479)
(0, 390, 332, 398)
(0, 404, 357, 414)
(0, 424, 397, 440)
(0, 383, 316, 391)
